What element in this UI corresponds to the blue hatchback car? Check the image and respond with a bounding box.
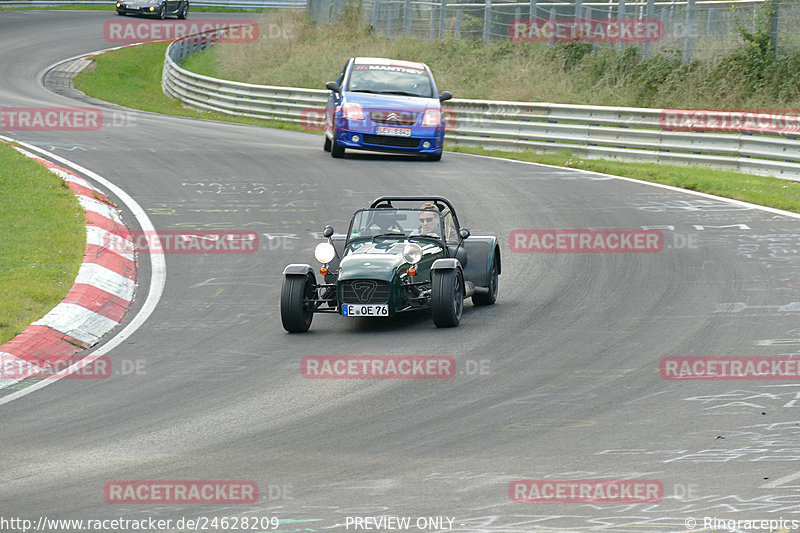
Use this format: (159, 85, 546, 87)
(323, 57, 452, 161)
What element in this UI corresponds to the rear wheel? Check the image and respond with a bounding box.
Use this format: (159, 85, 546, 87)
(177, 2, 188, 19)
(431, 269, 463, 327)
(323, 135, 332, 152)
(331, 137, 345, 158)
(281, 274, 315, 333)
(472, 257, 498, 306)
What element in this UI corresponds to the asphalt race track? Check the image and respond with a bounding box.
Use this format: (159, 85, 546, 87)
(2, 11, 800, 533)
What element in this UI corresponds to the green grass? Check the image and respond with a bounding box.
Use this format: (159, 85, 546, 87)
(73, 42, 307, 132)
(0, 143, 85, 346)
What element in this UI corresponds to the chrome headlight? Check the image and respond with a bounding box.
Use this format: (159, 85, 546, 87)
(402, 243, 423, 265)
(314, 242, 336, 264)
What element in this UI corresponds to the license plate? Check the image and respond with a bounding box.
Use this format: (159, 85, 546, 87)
(377, 126, 412, 137)
(342, 304, 389, 317)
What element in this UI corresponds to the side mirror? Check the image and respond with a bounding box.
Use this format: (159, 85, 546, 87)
(459, 228, 470, 239)
(439, 91, 453, 102)
(325, 81, 341, 93)
(323, 225, 335, 238)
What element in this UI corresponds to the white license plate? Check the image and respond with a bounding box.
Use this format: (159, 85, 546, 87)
(377, 126, 412, 137)
(342, 304, 389, 317)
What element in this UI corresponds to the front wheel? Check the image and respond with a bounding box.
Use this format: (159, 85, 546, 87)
(323, 135, 332, 152)
(431, 269, 463, 328)
(331, 137, 345, 158)
(426, 151, 442, 162)
(157, 3, 166, 18)
(281, 274, 315, 333)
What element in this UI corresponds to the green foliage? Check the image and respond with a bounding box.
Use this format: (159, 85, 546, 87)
(547, 42, 593, 70)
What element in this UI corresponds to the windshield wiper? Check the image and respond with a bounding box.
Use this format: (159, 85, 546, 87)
(350, 89, 380, 93)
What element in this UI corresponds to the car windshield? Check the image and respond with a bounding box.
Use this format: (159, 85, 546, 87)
(347, 65, 433, 98)
(348, 208, 443, 239)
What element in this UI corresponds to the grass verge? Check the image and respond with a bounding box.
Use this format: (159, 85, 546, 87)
(73, 42, 305, 131)
(0, 143, 85, 346)
(74, 39, 800, 215)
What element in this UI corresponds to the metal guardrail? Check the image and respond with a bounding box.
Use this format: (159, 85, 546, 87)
(1, 0, 305, 8)
(162, 27, 800, 180)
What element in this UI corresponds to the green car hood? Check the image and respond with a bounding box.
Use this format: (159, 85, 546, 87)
(338, 252, 406, 282)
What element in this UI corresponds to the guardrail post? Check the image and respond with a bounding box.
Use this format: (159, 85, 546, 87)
(455, 7, 461, 37)
(574, 0, 582, 20)
(529, 0, 536, 20)
(483, 0, 491, 42)
(682, 0, 696, 62)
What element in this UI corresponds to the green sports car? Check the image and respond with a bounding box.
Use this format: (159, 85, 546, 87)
(280, 196, 500, 332)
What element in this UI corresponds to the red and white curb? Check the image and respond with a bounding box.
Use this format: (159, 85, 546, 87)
(0, 144, 137, 389)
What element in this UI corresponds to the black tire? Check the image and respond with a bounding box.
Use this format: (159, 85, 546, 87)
(177, 2, 188, 19)
(431, 269, 463, 328)
(323, 135, 332, 152)
(472, 256, 498, 306)
(158, 3, 166, 19)
(331, 137, 345, 158)
(426, 151, 442, 162)
(281, 274, 315, 333)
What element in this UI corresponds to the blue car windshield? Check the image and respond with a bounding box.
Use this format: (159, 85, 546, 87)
(349, 208, 442, 239)
(347, 65, 433, 98)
